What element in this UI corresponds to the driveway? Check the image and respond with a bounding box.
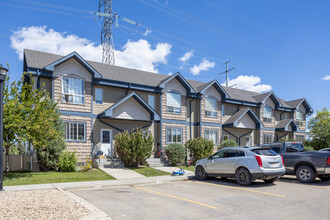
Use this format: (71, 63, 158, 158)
(72, 177, 330, 220)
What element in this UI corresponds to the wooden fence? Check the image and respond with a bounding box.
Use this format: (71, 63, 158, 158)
(2, 154, 39, 171)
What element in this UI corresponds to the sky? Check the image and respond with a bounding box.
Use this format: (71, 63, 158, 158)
(0, 0, 329, 114)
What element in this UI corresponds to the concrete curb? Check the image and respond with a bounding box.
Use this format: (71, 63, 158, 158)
(3, 175, 195, 192)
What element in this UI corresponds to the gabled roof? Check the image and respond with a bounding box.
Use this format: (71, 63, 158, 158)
(99, 92, 160, 121)
(195, 80, 229, 98)
(157, 72, 195, 93)
(253, 91, 282, 107)
(42, 51, 102, 78)
(223, 107, 262, 129)
(275, 119, 299, 132)
(285, 98, 313, 114)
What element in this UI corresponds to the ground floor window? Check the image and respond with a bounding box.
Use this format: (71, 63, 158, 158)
(263, 133, 273, 144)
(166, 128, 183, 144)
(296, 135, 304, 143)
(204, 130, 218, 145)
(65, 122, 85, 141)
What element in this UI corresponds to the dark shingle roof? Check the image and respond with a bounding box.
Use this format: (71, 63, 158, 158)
(224, 107, 250, 125)
(275, 119, 293, 129)
(24, 49, 302, 108)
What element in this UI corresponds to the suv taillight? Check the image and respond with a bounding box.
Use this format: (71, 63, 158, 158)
(254, 156, 263, 167)
(281, 155, 285, 166)
(327, 157, 330, 165)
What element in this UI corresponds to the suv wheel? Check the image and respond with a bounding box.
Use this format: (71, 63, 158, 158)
(263, 177, 278, 184)
(296, 165, 316, 183)
(318, 175, 330, 181)
(235, 168, 252, 186)
(195, 166, 208, 180)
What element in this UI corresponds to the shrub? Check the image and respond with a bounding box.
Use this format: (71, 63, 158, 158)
(80, 158, 93, 171)
(58, 151, 77, 172)
(186, 138, 213, 165)
(115, 129, 154, 167)
(165, 144, 186, 166)
(218, 140, 237, 150)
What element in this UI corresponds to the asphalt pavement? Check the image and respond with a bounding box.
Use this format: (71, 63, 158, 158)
(72, 177, 330, 220)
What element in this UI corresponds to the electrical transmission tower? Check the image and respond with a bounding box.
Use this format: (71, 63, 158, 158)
(219, 61, 235, 87)
(98, 0, 117, 65)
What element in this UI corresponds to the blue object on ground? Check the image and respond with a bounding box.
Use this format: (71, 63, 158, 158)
(172, 168, 185, 176)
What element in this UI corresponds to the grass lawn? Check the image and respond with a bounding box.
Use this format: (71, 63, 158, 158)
(177, 166, 195, 172)
(3, 169, 115, 186)
(129, 167, 170, 177)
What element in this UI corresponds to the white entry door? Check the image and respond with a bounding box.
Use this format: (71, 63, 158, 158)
(101, 129, 112, 157)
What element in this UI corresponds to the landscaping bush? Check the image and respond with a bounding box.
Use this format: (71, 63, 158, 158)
(80, 158, 93, 171)
(186, 138, 213, 165)
(114, 129, 154, 167)
(58, 151, 77, 172)
(165, 144, 186, 166)
(218, 140, 237, 150)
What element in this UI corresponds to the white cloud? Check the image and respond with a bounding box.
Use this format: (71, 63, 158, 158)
(168, 72, 173, 76)
(10, 26, 172, 73)
(322, 75, 330, 80)
(222, 75, 272, 93)
(190, 58, 215, 75)
(179, 50, 194, 62)
(143, 29, 152, 36)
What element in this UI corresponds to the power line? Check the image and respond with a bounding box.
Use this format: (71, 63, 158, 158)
(219, 61, 235, 87)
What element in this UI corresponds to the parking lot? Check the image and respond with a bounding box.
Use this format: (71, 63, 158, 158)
(73, 176, 330, 220)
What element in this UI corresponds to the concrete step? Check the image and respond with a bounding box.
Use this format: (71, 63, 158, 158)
(146, 158, 169, 167)
(99, 158, 125, 168)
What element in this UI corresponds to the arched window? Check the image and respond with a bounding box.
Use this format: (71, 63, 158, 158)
(167, 91, 181, 114)
(263, 105, 272, 123)
(62, 75, 85, 104)
(205, 97, 217, 117)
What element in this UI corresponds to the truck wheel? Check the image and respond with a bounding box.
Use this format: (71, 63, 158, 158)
(296, 165, 316, 183)
(263, 177, 278, 183)
(318, 175, 330, 181)
(195, 166, 208, 180)
(235, 168, 252, 186)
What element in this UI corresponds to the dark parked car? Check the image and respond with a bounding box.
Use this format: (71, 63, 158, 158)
(268, 142, 330, 183)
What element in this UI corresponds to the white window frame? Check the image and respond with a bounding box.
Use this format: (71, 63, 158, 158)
(296, 110, 304, 126)
(263, 105, 272, 123)
(166, 128, 183, 144)
(148, 95, 155, 109)
(205, 97, 217, 118)
(166, 92, 181, 114)
(62, 75, 85, 104)
(95, 88, 103, 104)
(65, 122, 85, 141)
(204, 130, 218, 145)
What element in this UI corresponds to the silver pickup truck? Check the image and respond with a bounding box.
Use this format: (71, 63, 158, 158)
(268, 142, 330, 183)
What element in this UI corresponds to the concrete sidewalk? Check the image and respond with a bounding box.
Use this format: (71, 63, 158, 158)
(3, 174, 195, 192)
(99, 167, 145, 180)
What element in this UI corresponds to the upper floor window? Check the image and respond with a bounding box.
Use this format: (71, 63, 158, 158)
(221, 105, 225, 117)
(296, 110, 304, 126)
(62, 75, 84, 104)
(204, 130, 218, 145)
(283, 113, 289, 120)
(148, 95, 155, 109)
(263, 105, 272, 123)
(95, 88, 103, 104)
(205, 97, 217, 117)
(167, 92, 181, 114)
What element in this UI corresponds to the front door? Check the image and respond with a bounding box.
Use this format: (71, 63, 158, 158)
(101, 129, 112, 157)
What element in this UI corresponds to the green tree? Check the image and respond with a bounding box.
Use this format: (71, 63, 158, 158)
(308, 107, 330, 150)
(186, 138, 213, 165)
(3, 72, 66, 172)
(165, 143, 185, 166)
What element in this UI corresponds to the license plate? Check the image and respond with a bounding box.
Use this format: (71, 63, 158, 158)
(270, 163, 280, 168)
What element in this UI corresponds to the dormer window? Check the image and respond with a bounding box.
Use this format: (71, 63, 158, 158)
(167, 92, 181, 114)
(62, 75, 84, 104)
(205, 97, 217, 117)
(263, 105, 272, 123)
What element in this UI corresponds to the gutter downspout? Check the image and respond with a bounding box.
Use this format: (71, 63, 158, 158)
(125, 83, 131, 95)
(189, 95, 195, 140)
(223, 128, 238, 144)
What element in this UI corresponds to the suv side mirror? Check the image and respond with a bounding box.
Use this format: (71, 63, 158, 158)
(208, 156, 213, 160)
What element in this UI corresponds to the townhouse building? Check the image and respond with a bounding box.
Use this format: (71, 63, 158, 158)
(24, 49, 313, 161)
